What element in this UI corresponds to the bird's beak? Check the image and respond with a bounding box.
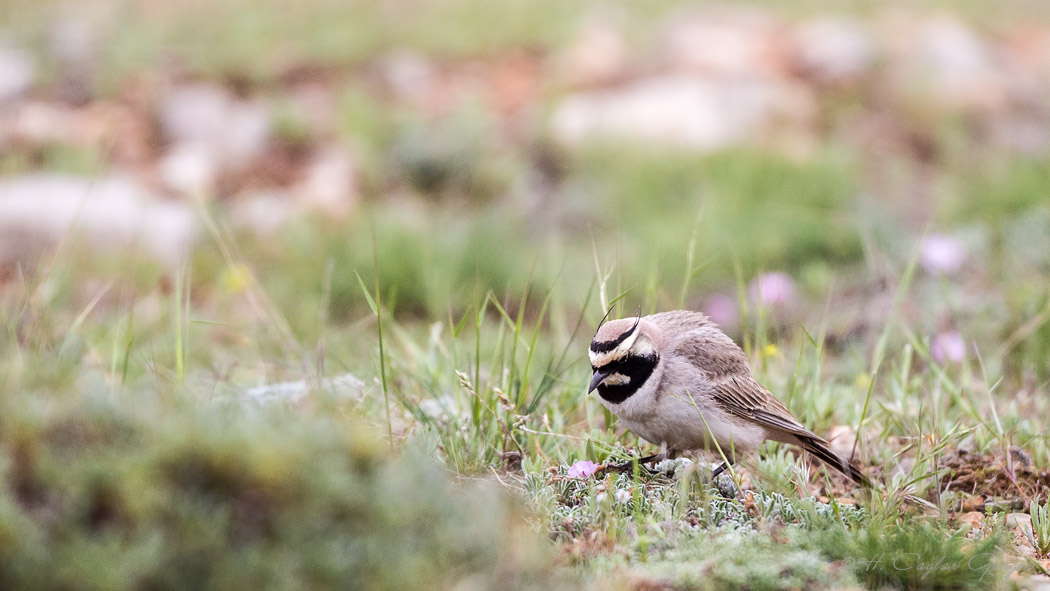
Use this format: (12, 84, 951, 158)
(588, 369, 609, 393)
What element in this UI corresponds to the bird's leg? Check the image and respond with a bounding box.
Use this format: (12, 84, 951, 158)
(606, 452, 666, 473)
(710, 460, 733, 479)
(709, 460, 739, 499)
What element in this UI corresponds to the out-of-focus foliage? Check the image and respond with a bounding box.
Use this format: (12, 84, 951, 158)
(0, 390, 558, 591)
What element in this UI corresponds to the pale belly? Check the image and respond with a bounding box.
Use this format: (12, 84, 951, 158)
(611, 394, 765, 458)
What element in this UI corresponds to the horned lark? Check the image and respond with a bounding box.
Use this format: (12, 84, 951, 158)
(587, 310, 870, 486)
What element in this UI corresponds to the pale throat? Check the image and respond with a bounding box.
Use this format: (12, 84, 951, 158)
(601, 373, 631, 385)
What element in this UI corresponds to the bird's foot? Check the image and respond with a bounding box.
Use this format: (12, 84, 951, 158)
(680, 462, 738, 497)
(703, 462, 739, 498)
(713, 473, 739, 498)
(603, 460, 655, 474)
(602, 453, 666, 474)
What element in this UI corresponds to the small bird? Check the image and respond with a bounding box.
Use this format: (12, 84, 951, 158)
(587, 310, 870, 486)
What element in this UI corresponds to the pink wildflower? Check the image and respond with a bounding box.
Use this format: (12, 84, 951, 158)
(931, 331, 966, 364)
(748, 272, 797, 307)
(567, 460, 599, 479)
(704, 293, 739, 330)
(920, 234, 967, 275)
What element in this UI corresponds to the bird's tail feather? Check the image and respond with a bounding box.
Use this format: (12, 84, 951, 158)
(798, 436, 872, 488)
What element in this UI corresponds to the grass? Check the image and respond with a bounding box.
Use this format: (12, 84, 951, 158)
(5, 131, 1050, 586)
(0, 388, 561, 591)
(5, 0, 1050, 588)
(4, 188, 1048, 588)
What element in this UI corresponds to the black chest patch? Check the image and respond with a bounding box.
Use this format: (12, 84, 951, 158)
(596, 353, 659, 404)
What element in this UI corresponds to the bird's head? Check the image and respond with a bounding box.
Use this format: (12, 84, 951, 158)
(587, 315, 662, 403)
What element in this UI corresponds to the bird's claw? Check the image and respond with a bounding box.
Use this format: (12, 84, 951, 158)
(601, 460, 648, 474)
(600, 458, 662, 475)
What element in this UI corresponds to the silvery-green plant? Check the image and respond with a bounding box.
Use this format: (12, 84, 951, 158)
(1026, 499, 1050, 558)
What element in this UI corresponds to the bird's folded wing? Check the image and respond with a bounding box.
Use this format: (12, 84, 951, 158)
(710, 375, 815, 439)
(674, 328, 819, 440)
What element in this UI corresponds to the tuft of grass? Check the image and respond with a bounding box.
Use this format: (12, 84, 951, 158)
(819, 523, 1005, 591)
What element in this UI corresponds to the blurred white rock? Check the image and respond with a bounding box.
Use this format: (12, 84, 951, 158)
(0, 174, 196, 266)
(158, 142, 219, 197)
(551, 75, 815, 152)
(49, 16, 100, 66)
(6, 101, 77, 144)
(159, 84, 227, 141)
(0, 102, 70, 149)
(663, 9, 788, 77)
(379, 51, 436, 103)
(241, 373, 365, 405)
(793, 17, 875, 84)
(920, 17, 1004, 110)
(159, 83, 270, 168)
(556, 21, 628, 86)
(882, 15, 1006, 112)
(418, 396, 465, 422)
(0, 45, 34, 101)
(228, 190, 299, 235)
(287, 84, 337, 136)
(1001, 26, 1050, 84)
(988, 112, 1050, 155)
(228, 144, 358, 234)
(294, 145, 359, 219)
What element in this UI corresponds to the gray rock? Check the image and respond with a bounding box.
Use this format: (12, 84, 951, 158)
(241, 373, 366, 405)
(0, 45, 34, 101)
(294, 145, 359, 219)
(379, 51, 436, 101)
(793, 17, 875, 84)
(882, 15, 1006, 111)
(158, 142, 219, 197)
(49, 17, 98, 65)
(158, 83, 270, 168)
(552, 74, 815, 153)
(227, 190, 299, 235)
(556, 20, 628, 86)
(2, 101, 77, 146)
(0, 174, 196, 267)
(1006, 512, 1033, 529)
(662, 8, 787, 77)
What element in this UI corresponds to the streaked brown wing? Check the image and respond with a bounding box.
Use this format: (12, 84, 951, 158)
(709, 374, 813, 438)
(674, 328, 814, 438)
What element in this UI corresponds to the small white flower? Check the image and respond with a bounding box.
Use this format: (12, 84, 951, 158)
(615, 488, 632, 503)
